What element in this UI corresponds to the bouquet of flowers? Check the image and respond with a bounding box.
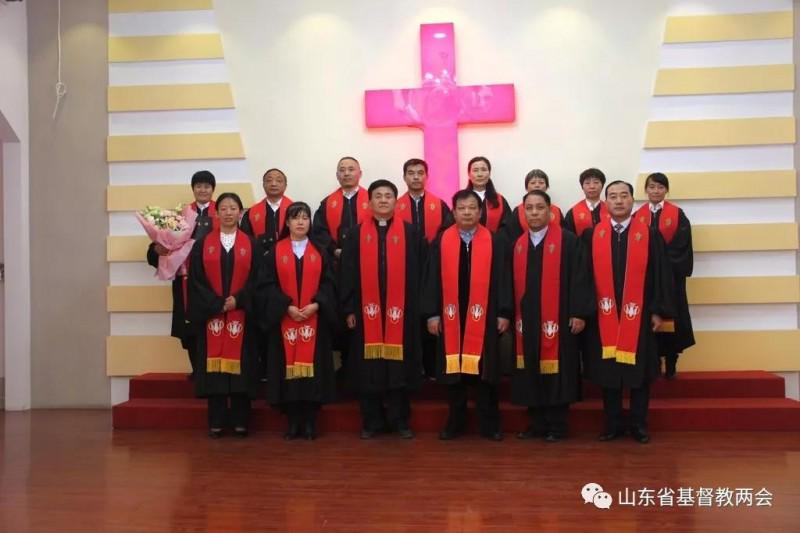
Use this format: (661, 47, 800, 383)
(135, 204, 198, 280)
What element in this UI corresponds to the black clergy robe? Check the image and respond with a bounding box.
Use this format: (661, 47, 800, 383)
(581, 225, 675, 389)
(312, 190, 361, 256)
(651, 207, 695, 355)
(407, 193, 454, 238)
(187, 233, 262, 398)
(339, 218, 425, 393)
(261, 241, 338, 406)
(421, 231, 514, 386)
(479, 195, 513, 233)
(240, 200, 283, 254)
(511, 229, 594, 407)
(146, 204, 216, 350)
(564, 202, 604, 235)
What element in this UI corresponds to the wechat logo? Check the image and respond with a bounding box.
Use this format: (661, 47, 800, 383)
(582, 482, 613, 510)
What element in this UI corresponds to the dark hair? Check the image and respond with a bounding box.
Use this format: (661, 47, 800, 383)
(337, 156, 360, 168)
(524, 169, 549, 189)
(278, 201, 312, 239)
(522, 189, 551, 206)
(403, 158, 428, 175)
(645, 172, 670, 190)
(368, 179, 398, 198)
(466, 156, 499, 208)
(191, 170, 216, 190)
(216, 192, 243, 210)
(262, 168, 287, 181)
(604, 180, 634, 198)
(579, 167, 606, 186)
(452, 189, 482, 208)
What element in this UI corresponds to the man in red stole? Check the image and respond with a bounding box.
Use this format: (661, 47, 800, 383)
(241, 168, 293, 252)
(564, 167, 610, 237)
(147, 170, 218, 380)
(340, 179, 425, 439)
(583, 181, 674, 444)
(423, 190, 513, 441)
(512, 190, 593, 442)
(312, 156, 371, 259)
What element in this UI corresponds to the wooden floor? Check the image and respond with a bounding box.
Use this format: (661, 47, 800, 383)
(1, 411, 799, 532)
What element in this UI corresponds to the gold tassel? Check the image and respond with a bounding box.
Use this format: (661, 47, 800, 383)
(460, 354, 480, 375)
(602, 345, 617, 360)
(220, 359, 241, 375)
(206, 358, 221, 373)
(332, 350, 343, 371)
(296, 363, 314, 378)
(615, 350, 636, 365)
(381, 344, 404, 361)
(445, 354, 460, 374)
(540, 359, 559, 374)
(516, 354, 525, 370)
(364, 344, 383, 359)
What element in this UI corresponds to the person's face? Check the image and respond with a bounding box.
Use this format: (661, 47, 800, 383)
(582, 177, 603, 201)
(468, 161, 491, 189)
(287, 212, 310, 238)
(403, 164, 427, 193)
(263, 170, 287, 198)
(369, 187, 397, 218)
(217, 197, 241, 228)
(524, 194, 550, 231)
(337, 158, 362, 190)
(192, 182, 214, 204)
(526, 177, 548, 193)
(606, 183, 634, 219)
(454, 196, 480, 229)
(645, 180, 668, 204)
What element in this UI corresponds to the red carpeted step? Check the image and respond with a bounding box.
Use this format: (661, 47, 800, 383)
(113, 397, 800, 432)
(128, 371, 787, 400)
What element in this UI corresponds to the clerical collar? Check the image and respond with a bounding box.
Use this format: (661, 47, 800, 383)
(267, 198, 282, 211)
(375, 217, 391, 227)
(196, 202, 210, 211)
(612, 216, 632, 232)
(529, 226, 548, 247)
(291, 238, 308, 258)
(343, 187, 359, 200)
(650, 200, 664, 213)
(585, 199, 600, 211)
(473, 189, 486, 201)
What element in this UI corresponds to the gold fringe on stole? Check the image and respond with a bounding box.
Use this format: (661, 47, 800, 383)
(364, 344, 383, 359)
(656, 319, 675, 333)
(460, 354, 480, 375)
(206, 358, 221, 373)
(516, 354, 525, 370)
(206, 358, 241, 374)
(285, 364, 315, 380)
(381, 344, 404, 361)
(615, 350, 636, 365)
(602, 345, 617, 359)
(445, 354, 461, 374)
(539, 360, 559, 375)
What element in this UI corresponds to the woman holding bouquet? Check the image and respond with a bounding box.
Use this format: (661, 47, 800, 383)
(188, 192, 262, 438)
(262, 202, 337, 440)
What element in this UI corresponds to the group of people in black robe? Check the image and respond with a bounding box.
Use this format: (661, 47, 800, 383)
(147, 156, 695, 445)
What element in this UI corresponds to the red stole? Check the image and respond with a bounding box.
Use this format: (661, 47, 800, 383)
(513, 225, 562, 374)
(635, 201, 679, 245)
(359, 218, 406, 361)
(397, 191, 443, 243)
(182, 200, 218, 311)
(249, 196, 293, 240)
(324, 188, 370, 246)
(275, 238, 321, 379)
(203, 230, 252, 374)
(516, 203, 563, 232)
(440, 225, 492, 375)
(484, 194, 506, 233)
(570, 200, 608, 236)
(592, 219, 649, 365)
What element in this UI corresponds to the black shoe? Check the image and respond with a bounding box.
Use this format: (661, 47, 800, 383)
(517, 427, 547, 440)
(397, 424, 415, 440)
(284, 422, 301, 441)
(208, 429, 223, 439)
(360, 428, 378, 440)
(438, 428, 461, 440)
(631, 428, 651, 444)
(304, 421, 317, 441)
(233, 427, 249, 438)
(482, 431, 504, 442)
(598, 430, 625, 442)
(544, 432, 563, 442)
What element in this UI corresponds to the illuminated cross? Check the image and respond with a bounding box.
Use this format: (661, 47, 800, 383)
(364, 22, 516, 203)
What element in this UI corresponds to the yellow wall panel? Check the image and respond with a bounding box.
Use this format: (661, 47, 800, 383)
(107, 336, 190, 375)
(664, 11, 793, 43)
(106, 183, 254, 212)
(644, 117, 795, 148)
(693, 223, 798, 252)
(687, 276, 800, 305)
(108, 286, 172, 312)
(680, 330, 800, 371)
(636, 170, 796, 200)
(108, 83, 234, 112)
(654, 64, 794, 95)
(108, 34, 223, 62)
(107, 132, 245, 162)
(109, 0, 213, 13)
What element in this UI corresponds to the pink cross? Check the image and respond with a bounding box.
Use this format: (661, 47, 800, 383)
(364, 22, 516, 203)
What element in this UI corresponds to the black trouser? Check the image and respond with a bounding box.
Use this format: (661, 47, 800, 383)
(286, 401, 319, 426)
(208, 394, 252, 430)
(446, 379, 500, 435)
(359, 388, 410, 431)
(421, 324, 438, 378)
(528, 404, 569, 436)
(186, 339, 199, 375)
(602, 384, 650, 432)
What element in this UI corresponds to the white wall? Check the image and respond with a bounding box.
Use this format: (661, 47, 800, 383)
(0, 1, 31, 410)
